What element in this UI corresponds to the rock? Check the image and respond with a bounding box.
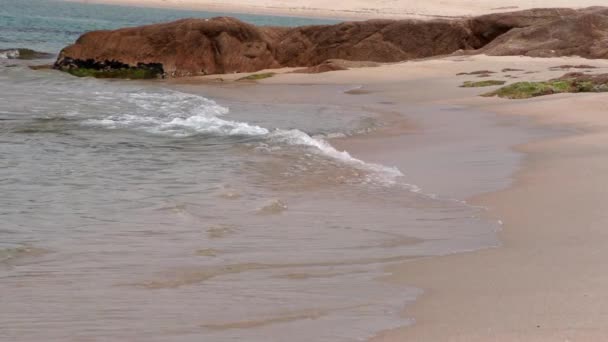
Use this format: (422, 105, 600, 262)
(556, 72, 608, 85)
(292, 61, 348, 74)
(28, 64, 54, 70)
(54, 7, 608, 78)
(483, 72, 608, 99)
(549, 64, 598, 70)
(475, 7, 608, 58)
(274, 19, 476, 67)
(457, 70, 497, 75)
(56, 17, 281, 77)
(460, 80, 506, 87)
(466, 8, 578, 46)
(292, 59, 380, 73)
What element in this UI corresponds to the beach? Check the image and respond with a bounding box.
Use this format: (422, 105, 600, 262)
(178, 55, 608, 340)
(4, 1, 608, 341)
(67, 0, 608, 19)
(335, 58, 608, 341)
(378, 96, 608, 341)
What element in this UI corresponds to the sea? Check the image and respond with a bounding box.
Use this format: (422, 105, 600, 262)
(0, 1, 535, 341)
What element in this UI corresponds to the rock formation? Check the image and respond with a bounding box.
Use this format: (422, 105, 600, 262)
(54, 7, 608, 78)
(475, 7, 608, 58)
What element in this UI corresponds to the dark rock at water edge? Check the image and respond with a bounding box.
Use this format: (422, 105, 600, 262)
(56, 57, 164, 79)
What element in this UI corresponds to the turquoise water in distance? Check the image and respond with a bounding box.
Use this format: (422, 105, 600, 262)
(0, 0, 338, 54)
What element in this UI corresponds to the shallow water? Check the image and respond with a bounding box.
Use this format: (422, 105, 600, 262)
(0, 2, 540, 341)
(0, 62, 415, 342)
(0, 63, 518, 342)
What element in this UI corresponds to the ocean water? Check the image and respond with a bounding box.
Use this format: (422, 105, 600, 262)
(0, 0, 337, 54)
(0, 1, 527, 341)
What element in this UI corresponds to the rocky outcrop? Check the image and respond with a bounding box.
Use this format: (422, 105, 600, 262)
(475, 7, 608, 58)
(483, 72, 608, 99)
(55, 7, 608, 78)
(56, 17, 282, 77)
(274, 19, 478, 67)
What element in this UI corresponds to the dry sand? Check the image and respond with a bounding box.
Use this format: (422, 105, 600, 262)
(66, 0, 608, 19)
(207, 55, 608, 341)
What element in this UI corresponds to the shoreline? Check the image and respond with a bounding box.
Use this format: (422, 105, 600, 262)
(372, 100, 608, 340)
(182, 55, 608, 340)
(21, 38, 608, 339)
(62, 0, 403, 21)
(373, 70, 608, 339)
(63, 0, 608, 21)
(167, 72, 525, 340)
(8, 1, 608, 340)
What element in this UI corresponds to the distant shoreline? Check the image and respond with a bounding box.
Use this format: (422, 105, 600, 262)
(63, 0, 608, 21)
(61, 0, 383, 21)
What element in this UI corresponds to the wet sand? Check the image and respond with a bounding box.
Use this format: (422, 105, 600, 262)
(6, 52, 608, 340)
(180, 55, 608, 340)
(4, 56, 536, 341)
(375, 95, 608, 342)
(364, 59, 608, 341)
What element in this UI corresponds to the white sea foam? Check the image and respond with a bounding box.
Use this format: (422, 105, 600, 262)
(268, 129, 404, 184)
(0, 49, 19, 59)
(84, 90, 268, 137)
(84, 89, 404, 185)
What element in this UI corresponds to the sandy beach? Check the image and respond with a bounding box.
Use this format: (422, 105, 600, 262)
(67, 0, 608, 19)
(172, 54, 608, 340)
(329, 58, 608, 341)
(6, 1, 608, 340)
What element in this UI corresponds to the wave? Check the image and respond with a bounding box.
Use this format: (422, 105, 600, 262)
(0, 49, 21, 59)
(83, 90, 268, 137)
(83, 89, 404, 185)
(0, 48, 54, 60)
(267, 129, 404, 184)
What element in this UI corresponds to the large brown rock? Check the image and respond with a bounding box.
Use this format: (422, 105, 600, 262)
(56, 17, 282, 77)
(54, 7, 608, 77)
(272, 19, 478, 66)
(475, 7, 608, 58)
(466, 8, 578, 46)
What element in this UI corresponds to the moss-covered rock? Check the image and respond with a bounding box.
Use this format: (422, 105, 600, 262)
(237, 72, 276, 81)
(66, 67, 160, 79)
(461, 80, 506, 87)
(55, 57, 164, 80)
(483, 73, 608, 99)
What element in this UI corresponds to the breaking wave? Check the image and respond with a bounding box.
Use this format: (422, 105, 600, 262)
(0, 49, 20, 59)
(83, 89, 404, 185)
(0, 48, 53, 60)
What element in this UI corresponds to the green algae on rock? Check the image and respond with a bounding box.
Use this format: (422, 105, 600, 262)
(55, 56, 165, 79)
(237, 72, 276, 81)
(66, 67, 161, 79)
(483, 73, 608, 99)
(461, 80, 506, 87)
